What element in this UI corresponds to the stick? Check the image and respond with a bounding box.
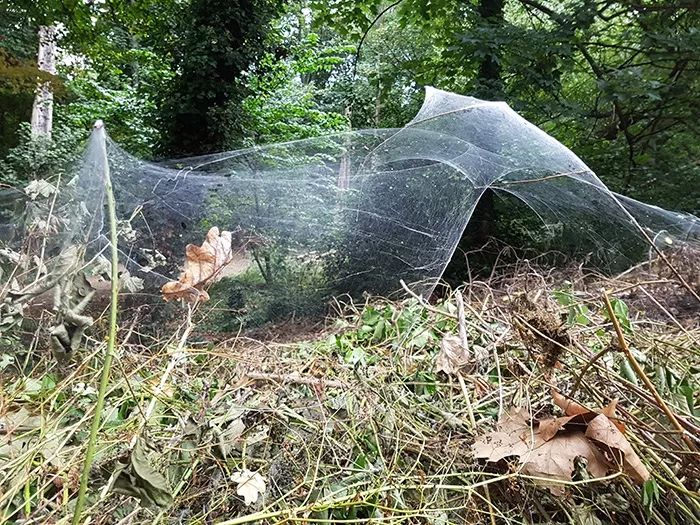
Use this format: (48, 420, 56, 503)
(602, 290, 697, 452)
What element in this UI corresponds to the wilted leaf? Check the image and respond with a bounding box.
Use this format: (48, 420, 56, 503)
(0, 406, 43, 432)
(110, 439, 173, 507)
(231, 469, 266, 506)
(519, 432, 610, 495)
(538, 415, 577, 442)
(212, 418, 246, 458)
(161, 227, 235, 303)
(436, 334, 471, 375)
(120, 271, 144, 293)
(25, 180, 56, 200)
(585, 414, 650, 483)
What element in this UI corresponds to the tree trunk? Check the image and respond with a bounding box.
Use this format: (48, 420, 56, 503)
(31, 25, 57, 137)
(470, 0, 505, 247)
(474, 0, 505, 100)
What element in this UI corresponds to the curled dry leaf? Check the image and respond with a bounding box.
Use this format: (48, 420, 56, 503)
(436, 334, 471, 375)
(472, 408, 610, 495)
(552, 389, 625, 432)
(230, 469, 266, 506)
(586, 414, 650, 483)
(519, 432, 610, 496)
(552, 388, 589, 416)
(161, 227, 235, 303)
(473, 392, 650, 494)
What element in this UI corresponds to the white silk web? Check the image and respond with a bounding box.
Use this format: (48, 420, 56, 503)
(3, 88, 699, 322)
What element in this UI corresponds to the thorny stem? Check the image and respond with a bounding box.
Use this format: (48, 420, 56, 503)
(72, 122, 120, 525)
(602, 290, 697, 453)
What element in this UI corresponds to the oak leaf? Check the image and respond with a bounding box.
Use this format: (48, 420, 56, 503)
(161, 227, 235, 303)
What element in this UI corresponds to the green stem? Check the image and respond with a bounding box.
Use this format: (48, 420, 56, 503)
(72, 123, 120, 525)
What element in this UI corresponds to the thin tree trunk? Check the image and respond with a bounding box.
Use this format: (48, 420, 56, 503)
(31, 25, 57, 137)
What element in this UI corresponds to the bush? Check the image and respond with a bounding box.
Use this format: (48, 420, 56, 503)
(0, 122, 84, 185)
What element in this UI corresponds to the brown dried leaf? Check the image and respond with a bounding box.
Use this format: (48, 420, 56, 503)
(552, 388, 590, 416)
(472, 408, 541, 462)
(472, 408, 542, 463)
(436, 334, 471, 375)
(538, 415, 575, 442)
(161, 227, 234, 303)
(520, 432, 610, 495)
(473, 408, 612, 495)
(585, 414, 650, 484)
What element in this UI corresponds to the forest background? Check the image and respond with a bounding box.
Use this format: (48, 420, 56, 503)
(1, 0, 698, 215)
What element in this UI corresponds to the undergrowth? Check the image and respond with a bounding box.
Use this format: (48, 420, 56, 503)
(0, 261, 699, 524)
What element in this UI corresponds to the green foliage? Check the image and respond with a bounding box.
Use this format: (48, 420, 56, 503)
(604, 296, 632, 333)
(158, 0, 285, 154)
(0, 122, 83, 185)
(642, 479, 661, 516)
(313, 0, 700, 214)
(59, 49, 172, 157)
(241, 31, 351, 144)
(553, 284, 592, 327)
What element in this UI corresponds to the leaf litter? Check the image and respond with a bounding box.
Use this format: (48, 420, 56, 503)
(472, 391, 650, 495)
(1, 249, 699, 523)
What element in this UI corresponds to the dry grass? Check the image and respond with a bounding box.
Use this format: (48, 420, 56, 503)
(1, 255, 699, 524)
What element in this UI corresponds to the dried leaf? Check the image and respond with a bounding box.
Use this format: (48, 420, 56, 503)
(230, 469, 266, 506)
(473, 407, 613, 495)
(161, 227, 235, 303)
(519, 432, 610, 495)
(120, 271, 144, 293)
(585, 414, 650, 483)
(538, 415, 576, 442)
(25, 180, 56, 200)
(110, 439, 173, 507)
(436, 334, 471, 375)
(552, 388, 590, 416)
(472, 408, 543, 462)
(0, 407, 43, 432)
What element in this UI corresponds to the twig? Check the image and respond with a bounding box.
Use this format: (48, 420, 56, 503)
(245, 371, 348, 389)
(602, 290, 697, 453)
(455, 291, 477, 429)
(400, 279, 458, 320)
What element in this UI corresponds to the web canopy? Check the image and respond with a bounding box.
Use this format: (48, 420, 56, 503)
(4, 88, 699, 319)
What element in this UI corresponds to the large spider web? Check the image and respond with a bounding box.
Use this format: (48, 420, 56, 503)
(3, 88, 699, 318)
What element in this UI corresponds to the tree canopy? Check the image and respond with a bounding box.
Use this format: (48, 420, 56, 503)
(1, 0, 698, 211)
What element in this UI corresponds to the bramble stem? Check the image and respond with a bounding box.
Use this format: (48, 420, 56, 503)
(602, 290, 696, 452)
